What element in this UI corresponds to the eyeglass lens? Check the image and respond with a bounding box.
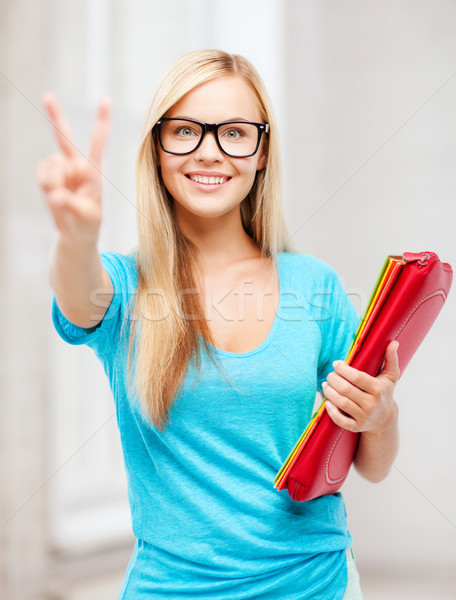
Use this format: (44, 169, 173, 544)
(160, 120, 260, 157)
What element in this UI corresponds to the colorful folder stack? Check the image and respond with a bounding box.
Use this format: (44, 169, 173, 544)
(274, 252, 452, 500)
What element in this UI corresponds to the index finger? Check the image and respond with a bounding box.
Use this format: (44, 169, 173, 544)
(331, 360, 376, 392)
(42, 92, 77, 158)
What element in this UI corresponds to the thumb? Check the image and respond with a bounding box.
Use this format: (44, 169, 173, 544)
(380, 340, 400, 383)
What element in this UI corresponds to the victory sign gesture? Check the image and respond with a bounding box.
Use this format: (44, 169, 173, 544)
(36, 93, 111, 245)
(37, 94, 114, 329)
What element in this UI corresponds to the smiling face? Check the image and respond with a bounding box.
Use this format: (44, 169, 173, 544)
(157, 75, 267, 226)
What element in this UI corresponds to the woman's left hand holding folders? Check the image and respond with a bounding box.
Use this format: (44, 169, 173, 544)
(322, 340, 400, 435)
(322, 340, 401, 482)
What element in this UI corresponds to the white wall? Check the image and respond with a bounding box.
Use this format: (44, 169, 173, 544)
(282, 0, 456, 576)
(1, 1, 455, 598)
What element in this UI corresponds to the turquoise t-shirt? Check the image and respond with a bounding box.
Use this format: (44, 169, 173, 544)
(52, 251, 359, 599)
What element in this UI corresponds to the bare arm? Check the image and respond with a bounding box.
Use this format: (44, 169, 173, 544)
(322, 341, 400, 482)
(49, 236, 113, 329)
(37, 93, 113, 328)
(353, 400, 399, 482)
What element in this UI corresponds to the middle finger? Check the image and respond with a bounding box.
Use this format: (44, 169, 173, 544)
(325, 371, 366, 407)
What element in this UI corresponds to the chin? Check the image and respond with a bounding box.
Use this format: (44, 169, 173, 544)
(176, 199, 240, 221)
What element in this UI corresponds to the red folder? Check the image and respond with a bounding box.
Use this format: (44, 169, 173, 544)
(274, 252, 453, 502)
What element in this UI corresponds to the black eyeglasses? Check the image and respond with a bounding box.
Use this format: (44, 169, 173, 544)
(154, 118, 269, 158)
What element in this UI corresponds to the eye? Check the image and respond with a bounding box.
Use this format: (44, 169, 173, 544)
(175, 126, 198, 137)
(221, 127, 244, 140)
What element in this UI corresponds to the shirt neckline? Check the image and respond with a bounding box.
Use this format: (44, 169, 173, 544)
(207, 252, 284, 359)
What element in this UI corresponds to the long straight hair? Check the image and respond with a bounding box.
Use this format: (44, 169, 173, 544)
(129, 49, 291, 429)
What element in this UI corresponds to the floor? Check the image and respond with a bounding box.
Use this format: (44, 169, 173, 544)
(360, 571, 456, 600)
(64, 572, 124, 600)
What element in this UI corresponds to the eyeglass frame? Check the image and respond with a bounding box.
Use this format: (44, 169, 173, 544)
(154, 117, 269, 159)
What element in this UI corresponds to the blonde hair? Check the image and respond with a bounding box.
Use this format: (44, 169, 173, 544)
(129, 49, 291, 429)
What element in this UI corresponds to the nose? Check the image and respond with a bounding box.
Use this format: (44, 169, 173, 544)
(194, 131, 224, 162)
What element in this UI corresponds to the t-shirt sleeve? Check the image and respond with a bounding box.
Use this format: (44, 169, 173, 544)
(315, 265, 359, 392)
(52, 251, 137, 358)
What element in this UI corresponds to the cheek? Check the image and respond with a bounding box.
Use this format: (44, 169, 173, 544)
(241, 160, 263, 185)
(159, 156, 183, 188)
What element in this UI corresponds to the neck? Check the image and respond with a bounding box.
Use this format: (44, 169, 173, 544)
(175, 206, 260, 271)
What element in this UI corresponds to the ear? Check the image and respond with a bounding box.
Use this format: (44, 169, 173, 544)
(256, 152, 267, 171)
(256, 138, 268, 171)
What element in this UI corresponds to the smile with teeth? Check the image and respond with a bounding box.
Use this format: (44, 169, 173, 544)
(187, 174, 230, 185)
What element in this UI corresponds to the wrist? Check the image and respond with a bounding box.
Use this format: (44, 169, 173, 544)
(50, 233, 101, 292)
(56, 230, 100, 254)
(364, 401, 399, 439)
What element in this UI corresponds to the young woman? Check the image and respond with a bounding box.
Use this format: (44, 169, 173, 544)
(37, 49, 399, 600)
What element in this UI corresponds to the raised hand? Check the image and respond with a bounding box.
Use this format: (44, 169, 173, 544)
(36, 93, 111, 245)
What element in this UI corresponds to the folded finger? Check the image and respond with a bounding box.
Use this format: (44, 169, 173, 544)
(326, 371, 366, 407)
(45, 189, 91, 229)
(325, 400, 361, 433)
(36, 157, 62, 191)
(332, 360, 379, 395)
(36, 155, 74, 191)
(322, 381, 364, 422)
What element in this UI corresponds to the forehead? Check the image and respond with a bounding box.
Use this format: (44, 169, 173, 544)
(165, 75, 262, 122)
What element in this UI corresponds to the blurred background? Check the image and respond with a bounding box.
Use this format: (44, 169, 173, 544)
(1, 0, 455, 598)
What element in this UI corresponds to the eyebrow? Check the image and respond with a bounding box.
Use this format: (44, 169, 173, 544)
(169, 115, 253, 123)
